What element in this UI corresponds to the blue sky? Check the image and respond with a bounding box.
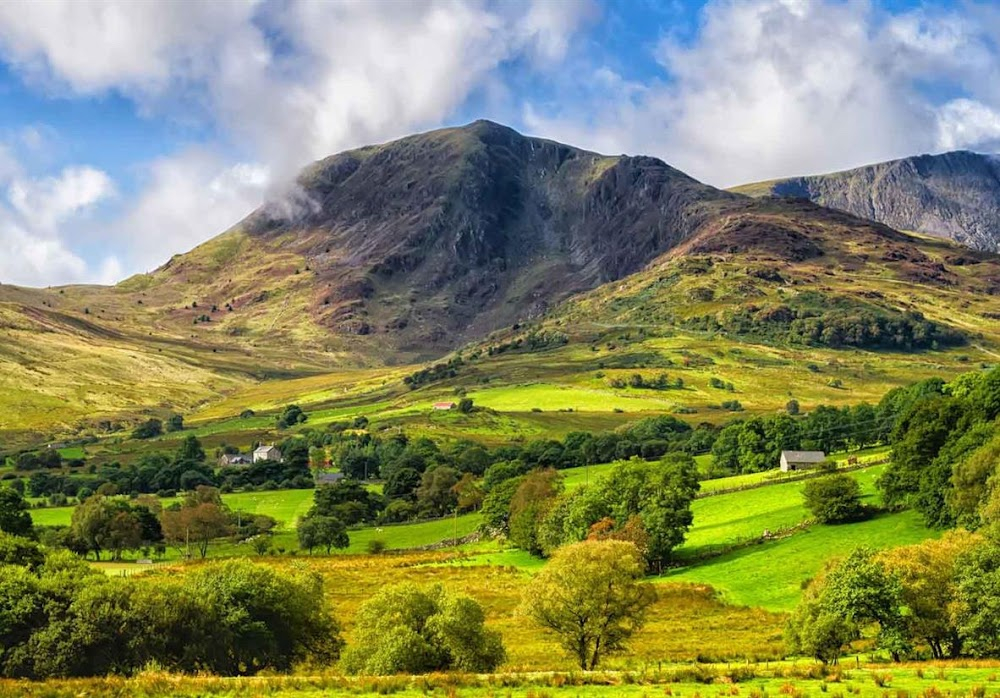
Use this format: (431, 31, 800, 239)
(0, 0, 997, 287)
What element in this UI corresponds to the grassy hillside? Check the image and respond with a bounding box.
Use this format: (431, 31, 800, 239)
(2, 130, 998, 452)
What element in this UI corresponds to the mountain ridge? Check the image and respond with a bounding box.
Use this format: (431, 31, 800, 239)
(731, 150, 1000, 251)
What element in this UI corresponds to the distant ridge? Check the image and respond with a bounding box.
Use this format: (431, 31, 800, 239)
(731, 151, 1000, 252)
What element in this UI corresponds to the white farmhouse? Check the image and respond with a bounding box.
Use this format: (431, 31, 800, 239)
(253, 444, 282, 463)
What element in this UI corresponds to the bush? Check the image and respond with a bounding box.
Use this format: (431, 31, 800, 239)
(341, 583, 504, 674)
(0, 555, 341, 678)
(803, 474, 867, 524)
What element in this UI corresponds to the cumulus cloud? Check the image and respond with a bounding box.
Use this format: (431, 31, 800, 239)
(0, 158, 118, 285)
(524, 0, 1000, 186)
(937, 99, 1000, 152)
(7, 166, 115, 232)
(112, 149, 269, 274)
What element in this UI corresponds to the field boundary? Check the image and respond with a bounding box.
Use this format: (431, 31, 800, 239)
(696, 458, 889, 499)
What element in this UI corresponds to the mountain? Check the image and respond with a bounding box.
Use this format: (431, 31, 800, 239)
(235, 120, 741, 353)
(731, 151, 1000, 252)
(2, 121, 1000, 441)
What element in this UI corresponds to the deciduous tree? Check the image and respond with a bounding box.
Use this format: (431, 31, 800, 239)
(522, 540, 655, 670)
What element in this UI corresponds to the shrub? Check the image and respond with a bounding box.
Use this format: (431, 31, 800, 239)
(803, 474, 866, 524)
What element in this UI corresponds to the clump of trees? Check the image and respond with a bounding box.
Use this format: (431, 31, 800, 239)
(404, 357, 464, 389)
(70, 494, 164, 560)
(492, 455, 700, 571)
(709, 401, 891, 476)
(787, 532, 1000, 663)
(0, 537, 341, 678)
(297, 514, 348, 554)
(341, 583, 505, 674)
(276, 404, 307, 429)
(683, 295, 964, 351)
(523, 540, 656, 670)
(131, 418, 163, 440)
(608, 373, 684, 390)
(877, 367, 1000, 529)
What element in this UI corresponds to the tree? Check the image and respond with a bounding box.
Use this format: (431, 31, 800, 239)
(185, 559, 342, 674)
(276, 404, 307, 429)
(803, 474, 867, 524)
(879, 531, 980, 658)
(0, 487, 33, 538)
(479, 476, 522, 537)
(312, 479, 382, 524)
(953, 540, 1000, 657)
(523, 540, 656, 670)
(165, 414, 185, 432)
(0, 532, 45, 569)
(341, 583, 504, 674)
(508, 468, 563, 555)
(453, 473, 483, 513)
(415, 466, 460, 517)
(131, 419, 162, 440)
(786, 399, 801, 416)
(457, 398, 474, 413)
(71, 496, 116, 560)
(161, 501, 232, 558)
(383, 467, 421, 501)
(949, 433, 1000, 531)
(297, 514, 349, 554)
(787, 547, 906, 663)
(175, 435, 206, 464)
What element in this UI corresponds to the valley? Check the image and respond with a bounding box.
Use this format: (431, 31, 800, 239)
(1, 122, 999, 696)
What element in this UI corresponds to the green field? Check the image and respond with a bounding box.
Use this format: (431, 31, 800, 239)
(666, 508, 935, 610)
(29, 489, 318, 529)
(680, 463, 886, 557)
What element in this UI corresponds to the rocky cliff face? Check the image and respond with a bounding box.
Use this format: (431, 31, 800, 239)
(733, 151, 1000, 251)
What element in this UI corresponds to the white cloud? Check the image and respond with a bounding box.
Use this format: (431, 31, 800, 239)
(525, 0, 1000, 187)
(936, 99, 1000, 152)
(112, 149, 269, 274)
(0, 1, 259, 94)
(7, 166, 115, 231)
(0, 160, 118, 286)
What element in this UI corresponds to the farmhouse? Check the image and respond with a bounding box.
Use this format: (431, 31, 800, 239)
(253, 444, 282, 463)
(780, 450, 827, 472)
(433, 401, 456, 410)
(218, 453, 251, 467)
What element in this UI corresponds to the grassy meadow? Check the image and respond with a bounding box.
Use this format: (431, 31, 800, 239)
(8, 664, 1000, 697)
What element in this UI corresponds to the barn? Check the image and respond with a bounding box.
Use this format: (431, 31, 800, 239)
(779, 450, 827, 472)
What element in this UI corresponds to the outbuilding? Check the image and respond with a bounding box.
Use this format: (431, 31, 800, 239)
(779, 450, 827, 472)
